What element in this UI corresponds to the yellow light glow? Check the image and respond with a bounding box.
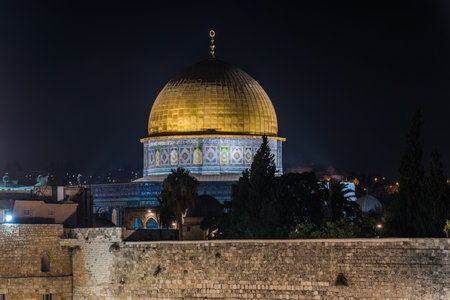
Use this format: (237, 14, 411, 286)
(147, 59, 278, 137)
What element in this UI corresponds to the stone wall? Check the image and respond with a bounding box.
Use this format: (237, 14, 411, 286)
(1, 225, 448, 299)
(0, 224, 72, 299)
(70, 227, 122, 298)
(71, 227, 450, 300)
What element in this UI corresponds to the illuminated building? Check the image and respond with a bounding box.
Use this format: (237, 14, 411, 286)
(139, 31, 283, 181)
(0, 178, 93, 227)
(91, 31, 284, 227)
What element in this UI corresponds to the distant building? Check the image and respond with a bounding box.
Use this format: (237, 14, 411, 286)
(0, 176, 93, 227)
(6, 199, 78, 227)
(356, 194, 383, 213)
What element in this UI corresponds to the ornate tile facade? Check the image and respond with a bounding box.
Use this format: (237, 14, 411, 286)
(155, 149, 160, 166)
(204, 146, 218, 165)
(230, 146, 243, 164)
(244, 147, 252, 164)
(149, 149, 155, 166)
(143, 136, 283, 176)
(160, 148, 169, 166)
(193, 147, 202, 165)
(220, 146, 229, 165)
(143, 147, 148, 169)
(179, 147, 192, 165)
(91, 181, 235, 226)
(170, 148, 178, 165)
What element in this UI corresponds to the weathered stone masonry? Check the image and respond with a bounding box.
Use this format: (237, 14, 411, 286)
(0, 224, 72, 300)
(1, 225, 449, 299)
(70, 228, 450, 300)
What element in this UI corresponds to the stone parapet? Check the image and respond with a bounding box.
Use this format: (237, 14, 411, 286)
(71, 229, 450, 299)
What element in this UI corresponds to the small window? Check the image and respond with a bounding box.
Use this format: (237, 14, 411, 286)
(48, 209, 55, 216)
(187, 226, 191, 232)
(132, 218, 143, 229)
(146, 218, 158, 229)
(23, 209, 30, 216)
(41, 254, 50, 272)
(43, 295, 52, 300)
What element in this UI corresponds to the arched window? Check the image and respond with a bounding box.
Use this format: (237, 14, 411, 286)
(97, 207, 108, 219)
(111, 209, 118, 226)
(132, 218, 143, 229)
(146, 218, 158, 229)
(41, 254, 50, 272)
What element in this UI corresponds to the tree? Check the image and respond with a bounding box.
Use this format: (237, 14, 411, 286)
(387, 107, 426, 237)
(158, 168, 199, 240)
(200, 201, 229, 239)
(275, 172, 324, 231)
(423, 149, 450, 236)
(289, 218, 360, 239)
(324, 179, 361, 223)
(287, 178, 380, 239)
(228, 134, 365, 239)
(359, 207, 384, 238)
(444, 220, 450, 238)
(228, 136, 279, 238)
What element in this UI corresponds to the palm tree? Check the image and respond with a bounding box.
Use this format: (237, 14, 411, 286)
(158, 168, 199, 240)
(324, 179, 361, 223)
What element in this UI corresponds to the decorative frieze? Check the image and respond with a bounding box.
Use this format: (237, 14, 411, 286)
(143, 136, 283, 176)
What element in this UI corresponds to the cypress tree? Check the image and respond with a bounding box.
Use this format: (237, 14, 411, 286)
(423, 149, 450, 236)
(387, 107, 425, 237)
(228, 136, 279, 238)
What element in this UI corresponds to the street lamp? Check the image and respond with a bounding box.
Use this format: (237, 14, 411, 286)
(375, 223, 383, 237)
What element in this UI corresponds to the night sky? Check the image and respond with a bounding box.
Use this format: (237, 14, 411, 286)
(0, 0, 449, 178)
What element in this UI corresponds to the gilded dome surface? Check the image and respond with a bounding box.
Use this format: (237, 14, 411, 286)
(148, 59, 278, 137)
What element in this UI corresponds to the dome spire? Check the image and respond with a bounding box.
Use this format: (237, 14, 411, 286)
(209, 30, 215, 58)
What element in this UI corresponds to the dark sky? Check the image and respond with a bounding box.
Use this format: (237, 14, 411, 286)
(0, 0, 449, 177)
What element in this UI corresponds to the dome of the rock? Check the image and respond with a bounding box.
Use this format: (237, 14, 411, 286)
(140, 33, 284, 181)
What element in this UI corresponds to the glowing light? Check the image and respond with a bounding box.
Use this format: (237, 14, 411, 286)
(147, 60, 278, 138)
(376, 223, 383, 229)
(374, 177, 378, 182)
(147, 210, 152, 213)
(5, 215, 13, 222)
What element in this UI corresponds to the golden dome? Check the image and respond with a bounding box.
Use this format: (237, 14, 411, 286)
(148, 59, 278, 137)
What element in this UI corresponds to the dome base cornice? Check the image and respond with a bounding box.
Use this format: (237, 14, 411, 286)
(140, 134, 286, 143)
